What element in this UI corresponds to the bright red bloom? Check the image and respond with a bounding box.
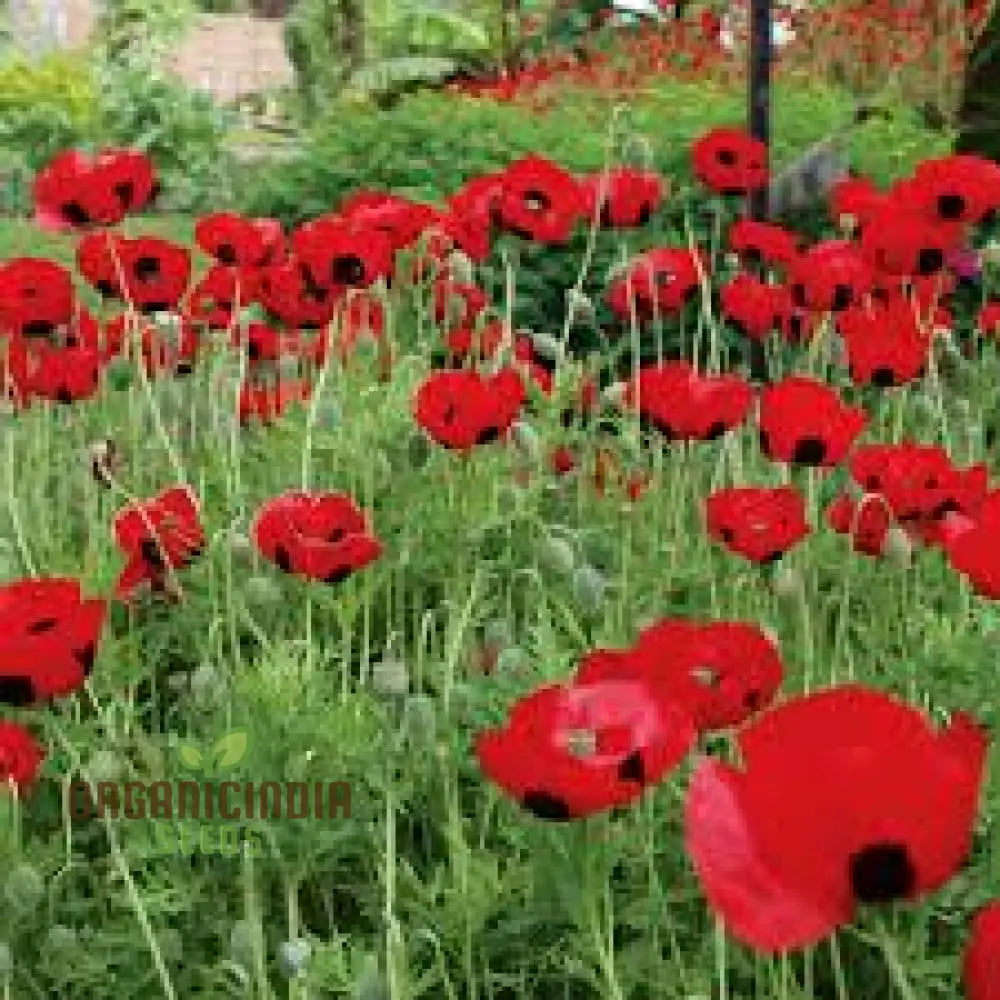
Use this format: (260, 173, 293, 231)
(292, 215, 395, 290)
(705, 486, 810, 564)
(691, 127, 769, 196)
(836, 299, 936, 388)
(3, 339, 102, 406)
(758, 376, 867, 468)
(0, 722, 45, 792)
(112, 486, 206, 600)
(576, 619, 784, 732)
(238, 377, 312, 424)
(255, 259, 335, 329)
(414, 367, 525, 451)
(607, 247, 706, 321)
(788, 240, 874, 313)
(859, 206, 964, 278)
(186, 264, 261, 330)
(195, 213, 284, 269)
(252, 491, 382, 584)
(720, 274, 792, 342)
(685, 685, 988, 951)
(476, 680, 696, 820)
(727, 219, 801, 270)
(112, 237, 192, 313)
(942, 492, 1000, 599)
(0, 257, 75, 338)
(964, 899, 1000, 1000)
(828, 176, 886, 231)
(977, 300, 1000, 338)
(624, 360, 753, 442)
(579, 168, 664, 228)
(495, 155, 587, 245)
(908, 154, 1000, 227)
(825, 493, 892, 557)
(0, 578, 107, 705)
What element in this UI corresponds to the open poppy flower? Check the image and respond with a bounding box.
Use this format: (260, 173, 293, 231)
(186, 264, 261, 330)
(252, 490, 383, 584)
(964, 899, 1000, 1000)
(623, 360, 753, 442)
(114, 237, 192, 313)
(825, 493, 892, 557)
(705, 485, 810, 564)
(0, 578, 107, 705)
(495, 154, 587, 245)
(859, 205, 964, 278)
(0, 257, 75, 338)
(414, 367, 525, 451)
(476, 680, 696, 821)
(720, 274, 792, 343)
(576, 618, 784, 733)
(341, 192, 439, 254)
(112, 485, 206, 600)
(238, 377, 313, 425)
(0, 722, 45, 793)
(691, 127, 769, 196)
(579, 167, 664, 228)
(292, 215, 395, 291)
(788, 240, 874, 313)
(3, 340, 103, 406)
(829, 175, 887, 232)
(907, 154, 1000, 227)
(836, 299, 936, 388)
(194, 212, 285, 269)
(607, 247, 706, 322)
(941, 491, 1000, 599)
(758, 376, 867, 468)
(727, 219, 801, 271)
(255, 259, 335, 329)
(685, 685, 988, 952)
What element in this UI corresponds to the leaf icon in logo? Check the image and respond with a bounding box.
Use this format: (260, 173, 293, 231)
(178, 745, 204, 770)
(209, 730, 249, 771)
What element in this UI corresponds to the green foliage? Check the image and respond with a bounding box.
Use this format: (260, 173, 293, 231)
(94, 0, 196, 60)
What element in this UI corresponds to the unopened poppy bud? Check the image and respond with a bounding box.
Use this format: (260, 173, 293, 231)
(538, 534, 576, 575)
(602, 381, 628, 407)
(446, 249, 475, 285)
(4, 862, 43, 911)
(883, 526, 913, 567)
(402, 694, 437, 745)
(529, 331, 564, 361)
(88, 749, 122, 784)
(0, 942, 10, 976)
(482, 619, 513, 648)
(229, 921, 256, 967)
(228, 531, 253, 561)
(355, 955, 388, 1000)
(107, 357, 133, 391)
(573, 564, 607, 610)
(510, 420, 540, 459)
(372, 656, 409, 697)
(771, 565, 803, 600)
(190, 662, 223, 701)
(566, 288, 596, 325)
(244, 575, 284, 610)
(407, 432, 431, 469)
(315, 397, 340, 429)
(495, 645, 529, 676)
(278, 938, 312, 978)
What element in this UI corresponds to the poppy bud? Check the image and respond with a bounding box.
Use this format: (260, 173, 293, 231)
(87, 749, 122, 784)
(602, 381, 628, 407)
(883, 525, 913, 568)
(4, 862, 43, 912)
(244, 575, 285, 610)
(228, 532, 254, 562)
(106, 357, 132, 391)
(402, 694, 437, 746)
(445, 249, 475, 285)
(538, 534, 576, 575)
(529, 331, 564, 361)
(566, 288, 596, 326)
(88, 437, 121, 488)
(278, 938, 311, 978)
(229, 920, 256, 968)
(371, 656, 409, 697)
(573, 564, 608, 610)
(407, 432, 431, 469)
(190, 662, 223, 702)
(0, 943, 9, 977)
(355, 955, 388, 1000)
(771, 565, 804, 600)
(510, 420, 541, 460)
(482, 619, 513, 648)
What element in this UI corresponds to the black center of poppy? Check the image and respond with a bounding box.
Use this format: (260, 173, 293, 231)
(96, 280, 118, 298)
(113, 181, 135, 208)
(704, 421, 727, 440)
(26, 617, 58, 635)
(327, 528, 345, 543)
(331, 255, 366, 286)
(216, 243, 238, 265)
(274, 545, 292, 573)
(637, 204, 652, 226)
(791, 283, 806, 308)
(716, 149, 738, 165)
(0, 675, 35, 707)
(870, 367, 897, 387)
(75, 642, 96, 675)
(522, 189, 551, 211)
(791, 437, 828, 465)
(61, 202, 91, 226)
(937, 193, 965, 220)
(139, 537, 165, 567)
(521, 791, 572, 821)
(617, 750, 646, 784)
(21, 320, 54, 338)
(759, 430, 772, 456)
(848, 842, 916, 903)
(475, 426, 501, 446)
(830, 284, 853, 311)
(134, 256, 161, 282)
(55, 387, 74, 404)
(916, 247, 944, 275)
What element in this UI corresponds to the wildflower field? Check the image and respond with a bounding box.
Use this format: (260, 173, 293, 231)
(2, 2, 1000, 998)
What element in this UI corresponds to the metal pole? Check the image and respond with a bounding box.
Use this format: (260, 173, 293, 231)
(748, 0, 772, 221)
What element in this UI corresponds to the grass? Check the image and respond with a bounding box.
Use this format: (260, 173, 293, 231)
(0, 41, 998, 1000)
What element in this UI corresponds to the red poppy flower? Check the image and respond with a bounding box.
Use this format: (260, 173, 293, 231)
(414, 367, 525, 451)
(252, 490, 382, 584)
(3, 339, 103, 406)
(432, 279, 490, 328)
(859, 206, 964, 278)
(942, 492, 1000, 599)
(0, 578, 107, 705)
(91, 148, 158, 217)
(319, 291, 387, 364)
(623, 360, 753, 441)
(341, 192, 439, 253)
(691, 127, 769, 196)
(788, 240, 874, 313)
(964, 899, 1000, 1000)
(607, 247, 706, 321)
(103, 313, 201, 377)
(705, 485, 810, 564)
(685, 685, 988, 951)
(0, 722, 44, 792)
(836, 299, 936, 388)
(476, 680, 696, 820)
(0, 257, 75, 338)
(194, 213, 284, 269)
(447, 172, 505, 250)
(720, 274, 792, 342)
(579, 168, 664, 228)
(116, 237, 192, 313)
(112, 485, 206, 600)
(825, 493, 892, 557)
(908, 154, 1000, 226)
(292, 216, 395, 291)
(495, 155, 587, 245)
(437, 207, 493, 263)
(828, 176, 887, 232)
(255, 259, 334, 329)
(727, 219, 802, 270)
(758, 376, 867, 467)
(186, 264, 261, 330)
(977, 300, 1000, 338)
(75, 231, 125, 299)
(238, 377, 312, 424)
(576, 619, 784, 732)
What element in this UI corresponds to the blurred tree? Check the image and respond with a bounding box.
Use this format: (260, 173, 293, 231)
(955, 0, 1000, 161)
